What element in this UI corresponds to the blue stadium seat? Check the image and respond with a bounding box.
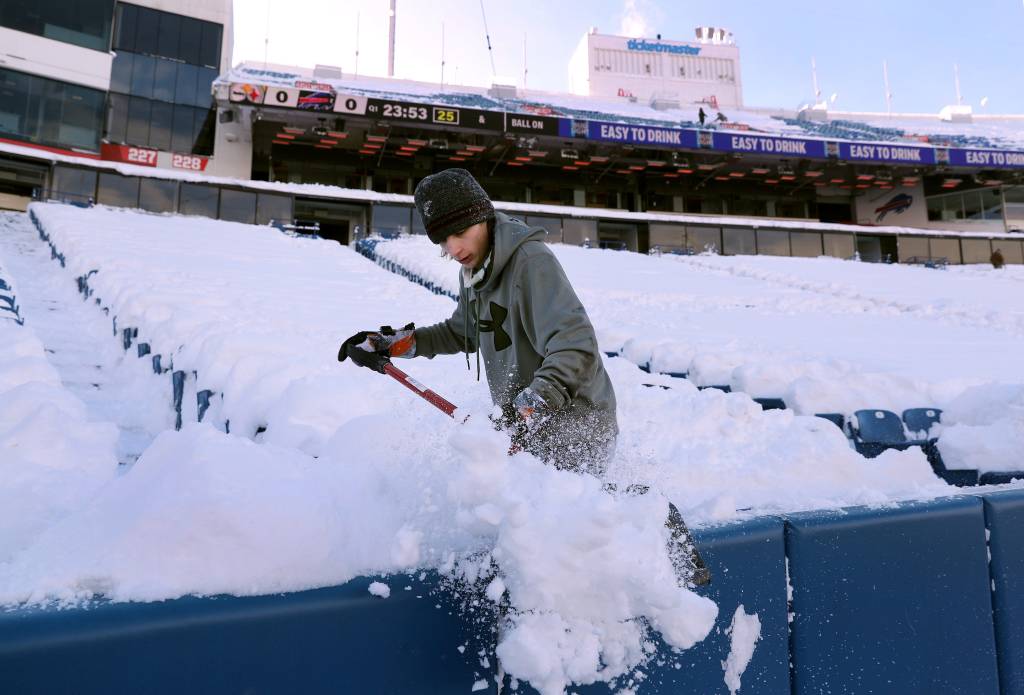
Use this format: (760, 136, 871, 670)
(980, 472, 1024, 486)
(903, 408, 942, 439)
(853, 409, 977, 486)
(815, 413, 846, 432)
(852, 409, 906, 447)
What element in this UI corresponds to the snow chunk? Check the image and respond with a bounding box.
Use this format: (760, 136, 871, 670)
(722, 605, 762, 694)
(367, 581, 390, 599)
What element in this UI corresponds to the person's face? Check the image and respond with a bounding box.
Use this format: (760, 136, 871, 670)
(444, 221, 490, 268)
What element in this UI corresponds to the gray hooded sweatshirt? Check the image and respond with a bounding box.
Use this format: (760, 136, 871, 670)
(415, 212, 618, 471)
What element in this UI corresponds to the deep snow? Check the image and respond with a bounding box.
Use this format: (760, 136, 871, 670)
(1, 203, 1020, 693)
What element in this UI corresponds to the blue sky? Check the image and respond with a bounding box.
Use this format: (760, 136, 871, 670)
(233, 0, 1024, 114)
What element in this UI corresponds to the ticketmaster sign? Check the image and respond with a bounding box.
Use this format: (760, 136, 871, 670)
(625, 38, 701, 56)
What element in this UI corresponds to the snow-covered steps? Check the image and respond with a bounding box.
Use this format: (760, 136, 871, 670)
(0, 229, 120, 564)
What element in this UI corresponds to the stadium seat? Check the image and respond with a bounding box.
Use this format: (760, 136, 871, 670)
(852, 409, 977, 486)
(902, 408, 941, 439)
(980, 472, 1024, 486)
(753, 397, 787, 411)
(815, 413, 846, 432)
(700, 384, 732, 393)
(852, 409, 906, 448)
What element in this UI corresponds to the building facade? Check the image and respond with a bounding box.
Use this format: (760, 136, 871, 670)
(0, 0, 233, 198)
(568, 28, 743, 110)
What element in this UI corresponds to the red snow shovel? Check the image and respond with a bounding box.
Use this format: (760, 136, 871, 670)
(339, 342, 465, 420)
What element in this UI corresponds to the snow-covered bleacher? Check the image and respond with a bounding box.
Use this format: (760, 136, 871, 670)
(0, 244, 119, 565)
(367, 229, 1024, 487)
(4, 202, 1024, 694)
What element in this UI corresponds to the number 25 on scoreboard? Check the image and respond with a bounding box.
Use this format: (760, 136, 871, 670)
(432, 107, 459, 125)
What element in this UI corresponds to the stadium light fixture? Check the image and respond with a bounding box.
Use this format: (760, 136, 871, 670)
(780, 174, 797, 181)
(455, 150, 475, 156)
(589, 155, 610, 163)
(647, 160, 667, 167)
(829, 177, 845, 184)
(751, 167, 771, 175)
(941, 178, 962, 188)
(562, 165, 579, 171)
(506, 161, 524, 166)
(560, 148, 579, 159)
(574, 160, 592, 166)
(465, 144, 487, 153)
(856, 173, 875, 181)
(728, 171, 745, 178)
(366, 134, 388, 143)
(449, 156, 467, 162)
(327, 131, 348, 139)
(282, 127, 304, 135)
(804, 170, 823, 178)
(528, 150, 548, 157)
(275, 133, 296, 140)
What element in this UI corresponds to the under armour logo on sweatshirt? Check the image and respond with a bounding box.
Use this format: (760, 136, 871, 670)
(478, 301, 511, 351)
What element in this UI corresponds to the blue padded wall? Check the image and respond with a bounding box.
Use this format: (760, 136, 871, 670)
(983, 489, 1024, 695)
(674, 516, 790, 694)
(787, 496, 999, 695)
(0, 573, 497, 695)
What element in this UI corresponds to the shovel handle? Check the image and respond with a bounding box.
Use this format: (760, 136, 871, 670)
(383, 362, 460, 418)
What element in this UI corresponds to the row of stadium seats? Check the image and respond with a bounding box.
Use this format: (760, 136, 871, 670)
(353, 238, 458, 300)
(30, 208, 218, 435)
(777, 116, 1004, 150)
(353, 237, 1024, 489)
(0, 271, 22, 325)
(627, 353, 1022, 488)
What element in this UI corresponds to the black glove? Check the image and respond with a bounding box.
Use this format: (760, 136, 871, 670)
(337, 331, 390, 373)
(338, 323, 416, 373)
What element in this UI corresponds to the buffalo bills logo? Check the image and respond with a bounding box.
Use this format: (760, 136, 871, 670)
(875, 193, 913, 222)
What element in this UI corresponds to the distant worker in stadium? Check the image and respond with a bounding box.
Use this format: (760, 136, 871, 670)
(341, 167, 618, 476)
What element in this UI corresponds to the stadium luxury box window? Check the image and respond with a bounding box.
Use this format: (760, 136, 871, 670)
(106, 2, 221, 156)
(0, 68, 105, 151)
(0, 0, 114, 51)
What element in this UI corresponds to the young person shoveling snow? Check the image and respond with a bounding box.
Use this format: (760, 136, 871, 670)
(340, 167, 708, 585)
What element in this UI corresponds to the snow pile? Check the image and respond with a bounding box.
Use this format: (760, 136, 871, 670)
(722, 605, 762, 695)
(606, 359, 946, 516)
(937, 384, 1024, 474)
(4, 203, 1014, 692)
(373, 233, 1024, 474)
(446, 421, 717, 694)
(0, 263, 119, 563)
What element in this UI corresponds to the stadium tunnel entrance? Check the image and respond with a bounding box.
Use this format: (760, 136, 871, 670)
(0, 155, 48, 212)
(293, 198, 365, 245)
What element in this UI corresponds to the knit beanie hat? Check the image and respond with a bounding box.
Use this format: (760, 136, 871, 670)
(414, 168, 495, 244)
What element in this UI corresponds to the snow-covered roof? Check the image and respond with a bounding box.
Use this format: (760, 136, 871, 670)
(220, 62, 1024, 151)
